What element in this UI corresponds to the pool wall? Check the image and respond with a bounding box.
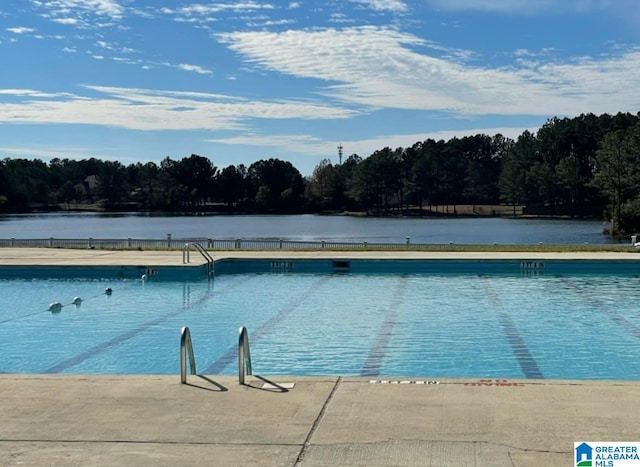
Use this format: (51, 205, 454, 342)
(213, 258, 640, 276)
(1, 258, 639, 279)
(0, 264, 209, 280)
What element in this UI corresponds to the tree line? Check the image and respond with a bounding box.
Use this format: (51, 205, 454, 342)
(1, 111, 640, 234)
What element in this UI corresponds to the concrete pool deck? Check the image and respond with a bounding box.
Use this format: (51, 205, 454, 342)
(1, 248, 640, 466)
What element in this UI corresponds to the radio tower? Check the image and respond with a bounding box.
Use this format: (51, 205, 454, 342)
(337, 143, 343, 165)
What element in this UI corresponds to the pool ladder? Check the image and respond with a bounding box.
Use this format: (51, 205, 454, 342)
(182, 242, 214, 276)
(180, 326, 253, 385)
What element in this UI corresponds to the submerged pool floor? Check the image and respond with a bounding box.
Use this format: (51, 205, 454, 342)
(1, 271, 640, 379)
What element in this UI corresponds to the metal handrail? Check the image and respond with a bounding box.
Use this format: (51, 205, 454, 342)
(182, 242, 214, 276)
(180, 326, 197, 384)
(238, 326, 252, 385)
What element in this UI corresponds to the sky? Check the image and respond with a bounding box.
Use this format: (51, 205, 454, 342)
(1, 1, 639, 176)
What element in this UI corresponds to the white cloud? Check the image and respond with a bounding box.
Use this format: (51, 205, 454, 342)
(32, 0, 125, 28)
(6, 27, 35, 34)
(178, 63, 213, 75)
(52, 18, 79, 25)
(37, 0, 125, 19)
(217, 26, 640, 117)
(348, 0, 408, 13)
(0, 89, 77, 98)
(208, 133, 328, 155)
(0, 85, 358, 131)
(161, 1, 276, 23)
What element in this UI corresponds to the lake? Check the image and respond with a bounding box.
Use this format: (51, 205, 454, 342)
(0, 212, 622, 245)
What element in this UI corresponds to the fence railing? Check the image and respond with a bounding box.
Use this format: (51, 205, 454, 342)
(0, 236, 632, 250)
(0, 236, 449, 250)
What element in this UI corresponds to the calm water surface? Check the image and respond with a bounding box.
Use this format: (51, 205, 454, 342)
(0, 212, 618, 245)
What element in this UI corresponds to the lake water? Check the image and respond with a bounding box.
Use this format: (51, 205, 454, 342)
(0, 212, 621, 245)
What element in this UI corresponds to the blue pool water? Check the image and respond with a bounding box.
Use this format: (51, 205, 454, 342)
(2, 265, 640, 380)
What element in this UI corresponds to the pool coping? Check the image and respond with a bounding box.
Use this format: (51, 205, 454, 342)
(2, 247, 640, 278)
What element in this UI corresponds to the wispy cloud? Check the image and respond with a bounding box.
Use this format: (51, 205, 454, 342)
(6, 27, 35, 34)
(160, 1, 276, 24)
(0, 85, 358, 131)
(218, 26, 640, 117)
(348, 0, 408, 13)
(177, 63, 213, 75)
(32, 0, 125, 27)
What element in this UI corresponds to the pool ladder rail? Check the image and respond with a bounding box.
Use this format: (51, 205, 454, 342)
(182, 242, 214, 276)
(238, 326, 252, 385)
(180, 326, 197, 384)
(179, 326, 253, 385)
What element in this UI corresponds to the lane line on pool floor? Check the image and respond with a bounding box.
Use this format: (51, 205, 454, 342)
(202, 275, 333, 375)
(42, 276, 251, 374)
(359, 275, 408, 377)
(480, 276, 544, 380)
(560, 277, 640, 340)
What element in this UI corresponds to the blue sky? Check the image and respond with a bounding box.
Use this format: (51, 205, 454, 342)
(1, 1, 639, 176)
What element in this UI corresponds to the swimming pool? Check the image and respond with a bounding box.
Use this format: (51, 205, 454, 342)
(2, 260, 640, 380)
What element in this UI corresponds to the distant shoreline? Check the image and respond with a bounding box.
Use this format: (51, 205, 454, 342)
(3, 202, 605, 221)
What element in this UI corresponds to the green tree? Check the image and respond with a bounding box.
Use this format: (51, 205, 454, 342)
(95, 160, 128, 206)
(592, 125, 640, 233)
(247, 159, 305, 212)
(216, 164, 248, 207)
(499, 131, 537, 216)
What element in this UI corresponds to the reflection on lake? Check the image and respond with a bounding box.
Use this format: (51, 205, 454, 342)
(0, 212, 619, 245)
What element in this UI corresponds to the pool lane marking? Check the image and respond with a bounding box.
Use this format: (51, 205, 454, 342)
(560, 277, 640, 340)
(203, 275, 333, 374)
(480, 276, 544, 379)
(497, 313, 544, 379)
(359, 275, 408, 377)
(42, 276, 252, 374)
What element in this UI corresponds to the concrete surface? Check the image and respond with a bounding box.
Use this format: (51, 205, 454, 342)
(1, 375, 639, 466)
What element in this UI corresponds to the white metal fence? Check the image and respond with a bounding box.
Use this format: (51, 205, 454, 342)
(0, 236, 423, 250)
(0, 236, 631, 250)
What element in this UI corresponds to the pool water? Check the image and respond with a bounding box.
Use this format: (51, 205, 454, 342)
(2, 271, 640, 379)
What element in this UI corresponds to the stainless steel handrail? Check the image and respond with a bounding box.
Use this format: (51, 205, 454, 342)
(238, 326, 252, 385)
(182, 242, 214, 276)
(180, 326, 197, 384)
